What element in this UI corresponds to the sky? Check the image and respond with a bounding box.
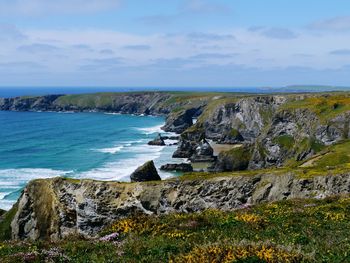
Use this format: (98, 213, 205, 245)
(1, 0, 350, 87)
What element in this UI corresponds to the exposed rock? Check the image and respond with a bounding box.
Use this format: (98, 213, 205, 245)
(198, 96, 286, 143)
(0, 95, 64, 111)
(162, 108, 200, 134)
(172, 137, 196, 158)
(148, 134, 165, 146)
(160, 163, 193, 172)
(8, 172, 350, 240)
(210, 145, 253, 172)
(130, 161, 161, 182)
(190, 138, 215, 162)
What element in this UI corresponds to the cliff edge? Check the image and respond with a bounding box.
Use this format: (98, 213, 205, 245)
(7, 171, 350, 241)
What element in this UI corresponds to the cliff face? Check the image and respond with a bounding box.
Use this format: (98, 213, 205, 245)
(180, 94, 350, 170)
(0, 92, 209, 134)
(0, 95, 63, 111)
(9, 173, 350, 241)
(0, 93, 172, 115)
(198, 96, 287, 143)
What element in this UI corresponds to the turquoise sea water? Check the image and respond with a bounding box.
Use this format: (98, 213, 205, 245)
(0, 111, 179, 210)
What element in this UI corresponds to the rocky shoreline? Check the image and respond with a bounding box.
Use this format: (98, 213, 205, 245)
(1, 91, 350, 173)
(2, 91, 350, 242)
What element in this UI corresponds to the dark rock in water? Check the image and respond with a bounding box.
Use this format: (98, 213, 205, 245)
(172, 138, 196, 158)
(190, 138, 215, 162)
(130, 161, 161, 182)
(148, 133, 165, 146)
(160, 163, 193, 172)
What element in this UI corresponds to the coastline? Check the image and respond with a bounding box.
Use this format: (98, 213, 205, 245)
(0, 111, 181, 211)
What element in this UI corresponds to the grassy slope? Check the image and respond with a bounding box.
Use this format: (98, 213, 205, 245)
(1, 196, 350, 262)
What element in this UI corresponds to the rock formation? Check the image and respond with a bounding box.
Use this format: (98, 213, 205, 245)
(130, 161, 161, 182)
(190, 138, 215, 162)
(160, 163, 193, 172)
(7, 172, 350, 240)
(148, 134, 166, 146)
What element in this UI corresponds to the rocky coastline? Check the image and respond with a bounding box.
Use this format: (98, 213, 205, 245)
(2, 91, 350, 242)
(9, 172, 350, 240)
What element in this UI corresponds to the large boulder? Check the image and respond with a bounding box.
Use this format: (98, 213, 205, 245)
(130, 161, 161, 182)
(160, 163, 193, 172)
(148, 133, 165, 146)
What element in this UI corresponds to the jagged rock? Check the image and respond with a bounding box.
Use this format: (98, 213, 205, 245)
(199, 96, 286, 143)
(172, 137, 196, 158)
(130, 161, 161, 182)
(148, 134, 165, 146)
(7, 172, 350, 240)
(162, 108, 201, 134)
(160, 163, 193, 172)
(190, 138, 215, 162)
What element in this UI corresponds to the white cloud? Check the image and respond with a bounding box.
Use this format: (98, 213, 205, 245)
(1, 25, 350, 86)
(0, 0, 121, 16)
(183, 0, 230, 15)
(309, 16, 350, 31)
(0, 24, 27, 41)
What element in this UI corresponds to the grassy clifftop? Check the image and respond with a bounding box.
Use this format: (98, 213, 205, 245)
(1, 195, 350, 262)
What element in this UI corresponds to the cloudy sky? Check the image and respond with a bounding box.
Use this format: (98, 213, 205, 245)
(1, 0, 350, 87)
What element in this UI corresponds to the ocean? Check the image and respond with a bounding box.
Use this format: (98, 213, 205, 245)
(0, 111, 180, 210)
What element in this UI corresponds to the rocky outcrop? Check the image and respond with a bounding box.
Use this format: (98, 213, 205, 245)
(197, 96, 287, 143)
(172, 137, 197, 158)
(160, 163, 193, 172)
(162, 108, 201, 134)
(8, 172, 350, 240)
(190, 138, 215, 162)
(148, 134, 165, 146)
(249, 108, 350, 169)
(210, 145, 253, 172)
(0, 93, 173, 115)
(0, 95, 64, 111)
(130, 161, 161, 182)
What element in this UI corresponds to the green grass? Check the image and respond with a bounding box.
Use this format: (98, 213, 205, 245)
(281, 93, 350, 122)
(0, 204, 17, 241)
(2, 196, 350, 262)
(273, 135, 295, 149)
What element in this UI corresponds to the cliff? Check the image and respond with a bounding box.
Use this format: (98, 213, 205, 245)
(6, 170, 350, 241)
(2, 91, 350, 169)
(0, 92, 216, 134)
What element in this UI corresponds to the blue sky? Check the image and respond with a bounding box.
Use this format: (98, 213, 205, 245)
(1, 0, 350, 87)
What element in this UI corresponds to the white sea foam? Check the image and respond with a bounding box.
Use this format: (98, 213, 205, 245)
(104, 112, 121, 115)
(0, 168, 72, 210)
(76, 143, 165, 182)
(95, 146, 124, 154)
(94, 139, 147, 154)
(0, 199, 15, 211)
(136, 124, 163, 135)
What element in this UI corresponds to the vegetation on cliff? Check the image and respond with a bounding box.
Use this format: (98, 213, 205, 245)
(1, 195, 350, 262)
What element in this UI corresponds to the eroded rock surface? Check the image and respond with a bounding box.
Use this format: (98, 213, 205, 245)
(9, 172, 350, 240)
